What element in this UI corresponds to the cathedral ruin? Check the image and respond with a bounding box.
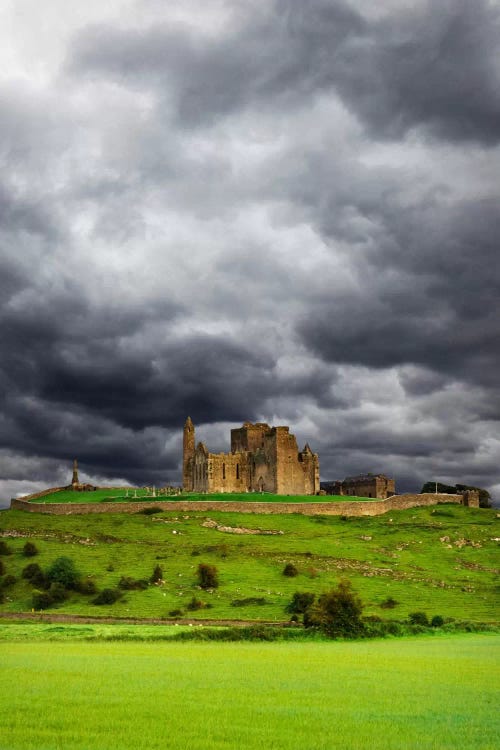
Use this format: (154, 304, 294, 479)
(183, 417, 319, 495)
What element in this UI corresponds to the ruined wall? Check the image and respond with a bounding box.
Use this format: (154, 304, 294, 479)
(10, 492, 467, 516)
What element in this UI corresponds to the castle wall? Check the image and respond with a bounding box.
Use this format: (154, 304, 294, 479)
(10, 492, 466, 516)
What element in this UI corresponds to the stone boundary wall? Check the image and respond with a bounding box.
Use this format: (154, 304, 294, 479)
(10, 492, 466, 516)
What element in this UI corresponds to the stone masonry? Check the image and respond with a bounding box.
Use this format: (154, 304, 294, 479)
(183, 417, 320, 495)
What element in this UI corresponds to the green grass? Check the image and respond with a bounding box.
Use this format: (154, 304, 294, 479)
(0, 504, 498, 622)
(28, 489, 376, 503)
(0, 634, 498, 749)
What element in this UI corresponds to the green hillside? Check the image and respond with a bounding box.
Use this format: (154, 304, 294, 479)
(0, 504, 498, 622)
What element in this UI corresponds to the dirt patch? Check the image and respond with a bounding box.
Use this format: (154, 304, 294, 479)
(201, 519, 284, 535)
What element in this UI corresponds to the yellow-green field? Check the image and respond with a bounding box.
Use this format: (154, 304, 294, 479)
(0, 634, 498, 749)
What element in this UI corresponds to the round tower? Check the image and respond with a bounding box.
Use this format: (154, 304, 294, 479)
(71, 458, 79, 488)
(182, 417, 195, 491)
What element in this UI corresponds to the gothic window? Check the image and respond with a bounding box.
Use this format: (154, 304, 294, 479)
(236, 463, 240, 479)
(222, 463, 226, 480)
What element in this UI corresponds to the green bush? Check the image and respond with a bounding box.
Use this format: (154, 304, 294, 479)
(431, 615, 445, 628)
(0, 540, 12, 556)
(47, 557, 79, 589)
(49, 582, 69, 602)
(307, 580, 364, 638)
(150, 565, 163, 584)
(186, 596, 205, 611)
(231, 597, 268, 607)
(0, 560, 4, 576)
(0, 574, 16, 589)
(286, 591, 315, 614)
(93, 588, 122, 605)
(168, 609, 183, 617)
(119, 576, 149, 590)
(139, 507, 164, 515)
(283, 563, 299, 577)
(32, 590, 54, 610)
(380, 597, 399, 609)
(74, 578, 97, 595)
(409, 611, 429, 626)
(197, 563, 218, 589)
(23, 541, 39, 557)
(22, 563, 47, 588)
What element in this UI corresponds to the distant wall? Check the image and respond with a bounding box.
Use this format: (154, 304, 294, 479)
(10, 492, 467, 516)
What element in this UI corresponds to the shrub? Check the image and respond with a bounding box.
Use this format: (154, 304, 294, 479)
(408, 611, 429, 626)
(46, 557, 79, 589)
(140, 507, 164, 515)
(150, 565, 163, 583)
(307, 579, 364, 638)
(431, 615, 445, 628)
(32, 590, 54, 609)
(74, 578, 97, 595)
(0, 560, 4, 576)
(93, 588, 121, 605)
(0, 540, 12, 556)
(168, 609, 183, 617)
(22, 563, 47, 588)
(49, 582, 69, 603)
(286, 591, 315, 614)
(23, 541, 39, 557)
(283, 563, 299, 577)
(0, 574, 16, 589)
(186, 596, 205, 611)
(380, 597, 399, 609)
(197, 563, 218, 589)
(119, 576, 148, 590)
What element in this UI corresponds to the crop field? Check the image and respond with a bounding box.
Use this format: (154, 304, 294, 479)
(0, 634, 498, 749)
(0, 504, 498, 623)
(28, 489, 373, 504)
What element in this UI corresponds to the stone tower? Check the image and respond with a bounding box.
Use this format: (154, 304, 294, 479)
(71, 459, 79, 487)
(183, 417, 195, 491)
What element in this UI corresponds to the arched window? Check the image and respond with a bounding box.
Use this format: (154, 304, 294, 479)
(236, 463, 240, 479)
(222, 463, 226, 480)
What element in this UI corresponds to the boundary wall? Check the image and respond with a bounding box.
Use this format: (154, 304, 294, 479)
(9, 492, 476, 516)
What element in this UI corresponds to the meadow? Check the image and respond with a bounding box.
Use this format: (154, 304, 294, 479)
(0, 634, 498, 749)
(0, 504, 498, 623)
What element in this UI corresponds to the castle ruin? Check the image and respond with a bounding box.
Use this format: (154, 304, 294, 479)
(183, 417, 319, 495)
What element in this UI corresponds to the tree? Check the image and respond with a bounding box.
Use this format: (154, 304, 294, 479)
(150, 565, 163, 583)
(46, 557, 79, 589)
(23, 541, 39, 557)
(286, 591, 315, 614)
(197, 563, 218, 589)
(306, 580, 364, 638)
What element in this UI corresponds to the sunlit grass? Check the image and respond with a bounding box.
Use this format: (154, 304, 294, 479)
(0, 635, 498, 749)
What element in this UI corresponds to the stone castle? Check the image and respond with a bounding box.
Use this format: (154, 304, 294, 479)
(324, 473, 396, 499)
(183, 417, 320, 495)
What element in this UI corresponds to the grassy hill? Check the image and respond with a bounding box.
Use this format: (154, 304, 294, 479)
(0, 504, 498, 622)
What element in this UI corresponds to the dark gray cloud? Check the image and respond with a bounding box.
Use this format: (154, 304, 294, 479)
(0, 0, 498, 506)
(70, 0, 500, 143)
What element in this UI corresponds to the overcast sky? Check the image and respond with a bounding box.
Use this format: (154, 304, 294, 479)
(1, 0, 499, 507)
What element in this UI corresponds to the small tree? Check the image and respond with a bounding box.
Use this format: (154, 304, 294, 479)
(23, 541, 39, 557)
(46, 557, 79, 589)
(409, 611, 429, 626)
(150, 565, 163, 583)
(32, 590, 54, 610)
(0, 560, 4, 576)
(197, 563, 218, 589)
(22, 562, 47, 588)
(286, 591, 315, 614)
(0, 540, 12, 556)
(308, 580, 364, 638)
(283, 563, 298, 577)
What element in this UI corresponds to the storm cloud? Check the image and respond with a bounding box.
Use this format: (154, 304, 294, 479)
(0, 0, 499, 506)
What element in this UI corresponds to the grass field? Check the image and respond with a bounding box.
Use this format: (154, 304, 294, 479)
(0, 504, 498, 623)
(0, 634, 498, 749)
(28, 489, 375, 504)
